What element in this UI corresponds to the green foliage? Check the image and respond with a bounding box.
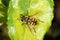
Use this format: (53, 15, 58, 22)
(0, 0, 7, 23)
(2, 0, 10, 7)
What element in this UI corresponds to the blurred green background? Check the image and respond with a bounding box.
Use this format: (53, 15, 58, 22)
(0, 0, 60, 40)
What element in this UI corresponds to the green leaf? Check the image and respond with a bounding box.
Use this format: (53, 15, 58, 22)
(8, 0, 54, 40)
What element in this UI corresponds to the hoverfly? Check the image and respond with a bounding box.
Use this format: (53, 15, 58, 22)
(20, 13, 43, 35)
(21, 15, 37, 35)
(21, 16, 37, 26)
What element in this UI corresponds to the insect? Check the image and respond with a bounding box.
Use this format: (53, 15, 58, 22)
(21, 16, 37, 26)
(20, 13, 43, 35)
(21, 15, 37, 35)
